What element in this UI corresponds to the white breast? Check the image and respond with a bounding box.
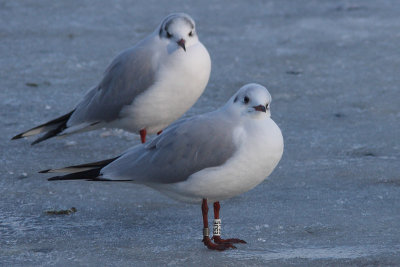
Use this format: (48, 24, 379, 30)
(118, 41, 211, 134)
(152, 118, 284, 203)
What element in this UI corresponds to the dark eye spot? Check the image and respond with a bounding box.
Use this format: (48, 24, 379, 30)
(244, 96, 249, 104)
(266, 103, 269, 109)
(166, 31, 172, 38)
(189, 31, 193, 37)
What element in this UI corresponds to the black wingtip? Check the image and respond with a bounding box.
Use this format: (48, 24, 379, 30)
(48, 176, 61, 181)
(30, 127, 64, 146)
(47, 175, 82, 181)
(31, 139, 42, 146)
(12, 110, 75, 145)
(11, 133, 24, 140)
(39, 169, 50, 174)
(47, 168, 103, 181)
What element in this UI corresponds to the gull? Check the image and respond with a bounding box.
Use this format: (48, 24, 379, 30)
(12, 13, 211, 145)
(41, 83, 284, 250)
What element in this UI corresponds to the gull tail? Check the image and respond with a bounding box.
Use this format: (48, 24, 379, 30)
(41, 157, 130, 182)
(12, 110, 75, 145)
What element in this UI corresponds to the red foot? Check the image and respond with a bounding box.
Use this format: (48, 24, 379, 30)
(139, 129, 146, 143)
(157, 130, 163, 135)
(212, 236, 247, 244)
(202, 236, 236, 251)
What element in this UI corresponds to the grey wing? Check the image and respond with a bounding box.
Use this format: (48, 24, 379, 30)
(67, 38, 157, 125)
(100, 112, 238, 184)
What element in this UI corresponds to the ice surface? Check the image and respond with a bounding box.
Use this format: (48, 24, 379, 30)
(1, 0, 400, 266)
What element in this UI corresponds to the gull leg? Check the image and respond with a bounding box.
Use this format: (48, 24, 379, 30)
(139, 129, 146, 143)
(211, 201, 247, 245)
(201, 199, 235, 250)
(157, 130, 163, 135)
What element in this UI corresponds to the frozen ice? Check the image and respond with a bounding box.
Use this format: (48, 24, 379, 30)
(1, 0, 400, 266)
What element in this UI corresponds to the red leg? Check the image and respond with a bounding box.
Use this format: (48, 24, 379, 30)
(139, 129, 146, 144)
(211, 201, 247, 244)
(201, 199, 236, 251)
(157, 130, 163, 135)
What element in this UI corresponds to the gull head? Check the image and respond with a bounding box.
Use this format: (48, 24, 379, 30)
(159, 13, 199, 52)
(227, 83, 272, 118)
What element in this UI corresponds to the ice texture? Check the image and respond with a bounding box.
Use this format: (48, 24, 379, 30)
(1, 0, 400, 266)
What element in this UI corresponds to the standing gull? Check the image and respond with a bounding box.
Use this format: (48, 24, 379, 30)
(41, 83, 284, 250)
(12, 13, 211, 145)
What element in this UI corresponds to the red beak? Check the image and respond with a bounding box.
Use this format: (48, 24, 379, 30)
(177, 39, 186, 52)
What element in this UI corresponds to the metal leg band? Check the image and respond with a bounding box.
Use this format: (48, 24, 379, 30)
(203, 227, 209, 237)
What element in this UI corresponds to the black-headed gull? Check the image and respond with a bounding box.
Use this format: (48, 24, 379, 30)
(41, 83, 284, 250)
(13, 13, 211, 145)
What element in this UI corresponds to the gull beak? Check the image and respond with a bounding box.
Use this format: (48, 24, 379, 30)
(177, 39, 186, 52)
(253, 105, 266, 113)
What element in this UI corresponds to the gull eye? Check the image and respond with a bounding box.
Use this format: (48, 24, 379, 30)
(166, 31, 172, 38)
(244, 96, 250, 104)
(189, 31, 193, 37)
(266, 103, 269, 109)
